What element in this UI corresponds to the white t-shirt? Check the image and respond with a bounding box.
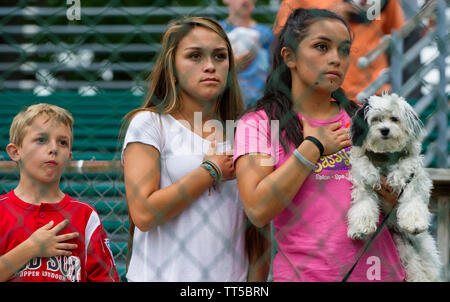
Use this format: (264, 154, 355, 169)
(122, 111, 248, 281)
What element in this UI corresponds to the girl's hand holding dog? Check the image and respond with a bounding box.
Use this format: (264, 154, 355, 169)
(375, 176, 399, 208)
(302, 118, 351, 156)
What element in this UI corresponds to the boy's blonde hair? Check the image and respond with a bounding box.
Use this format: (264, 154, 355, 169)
(10, 103, 74, 147)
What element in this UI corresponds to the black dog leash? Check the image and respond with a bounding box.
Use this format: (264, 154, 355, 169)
(342, 173, 415, 282)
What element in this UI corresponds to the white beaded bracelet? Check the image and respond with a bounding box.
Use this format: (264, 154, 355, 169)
(293, 149, 316, 170)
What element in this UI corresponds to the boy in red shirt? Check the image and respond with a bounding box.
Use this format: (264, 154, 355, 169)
(0, 103, 119, 282)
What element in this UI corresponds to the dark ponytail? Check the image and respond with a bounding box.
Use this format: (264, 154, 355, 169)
(332, 88, 360, 118)
(254, 8, 357, 153)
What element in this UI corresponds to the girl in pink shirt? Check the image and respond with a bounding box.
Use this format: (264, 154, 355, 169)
(233, 8, 405, 282)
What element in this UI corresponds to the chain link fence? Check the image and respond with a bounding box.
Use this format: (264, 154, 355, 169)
(0, 0, 448, 282)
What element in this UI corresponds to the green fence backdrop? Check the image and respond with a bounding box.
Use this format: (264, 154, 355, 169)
(0, 0, 448, 282)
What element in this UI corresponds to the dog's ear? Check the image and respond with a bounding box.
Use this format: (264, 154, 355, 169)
(392, 94, 424, 141)
(404, 105, 424, 140)
(350, 103, 369, 147)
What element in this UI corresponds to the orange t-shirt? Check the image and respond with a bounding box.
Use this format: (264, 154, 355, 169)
(273, 0, 405, 100)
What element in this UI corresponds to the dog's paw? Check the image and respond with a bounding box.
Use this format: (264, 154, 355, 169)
(347, 218, 378, 240)
(397, 204, 430, 234)
(386, 170, 407, 189)
(398, 219, 428, 235)
(347, 229, 370, 240)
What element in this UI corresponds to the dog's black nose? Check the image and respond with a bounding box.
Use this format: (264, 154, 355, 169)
(380, 128, 390, 136)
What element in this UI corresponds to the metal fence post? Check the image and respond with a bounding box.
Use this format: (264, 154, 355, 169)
(390, 30, 403, 94)
(435, 0, 448, 169)
(435, 0, 449, 281)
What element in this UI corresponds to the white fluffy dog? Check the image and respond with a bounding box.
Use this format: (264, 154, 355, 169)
(348, 93, 442, 282)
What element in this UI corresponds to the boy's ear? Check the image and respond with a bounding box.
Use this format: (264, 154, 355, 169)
(281, 46, 296, 69)
(6, 143, 20, 162)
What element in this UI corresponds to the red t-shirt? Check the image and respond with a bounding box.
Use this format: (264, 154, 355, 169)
(0, 190, 119, 282)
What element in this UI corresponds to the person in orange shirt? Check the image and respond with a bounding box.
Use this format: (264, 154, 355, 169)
(274, 0, 405, 100)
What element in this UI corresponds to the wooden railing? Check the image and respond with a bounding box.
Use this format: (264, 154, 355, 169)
(427, 168, 450, 281)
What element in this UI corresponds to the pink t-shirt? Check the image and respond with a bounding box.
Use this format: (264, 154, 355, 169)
(234, 108, 405, 282)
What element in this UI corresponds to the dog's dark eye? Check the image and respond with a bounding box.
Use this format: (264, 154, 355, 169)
(390, 117, 399, 122)
(371, 117, 380, 123)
